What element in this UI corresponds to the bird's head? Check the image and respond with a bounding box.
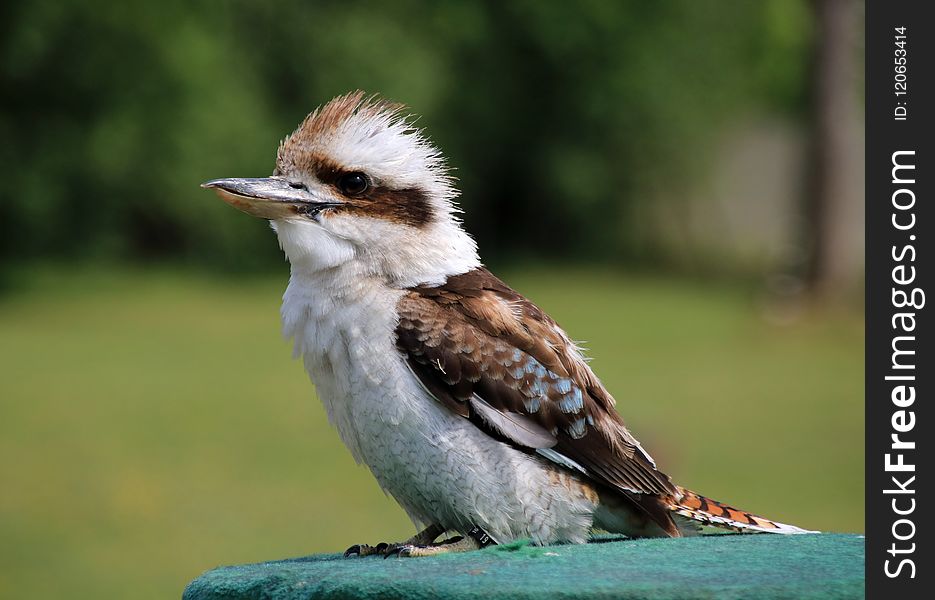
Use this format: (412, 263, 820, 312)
(204, 91, 479, 286)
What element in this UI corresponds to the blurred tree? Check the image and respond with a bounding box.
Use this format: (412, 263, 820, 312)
(802, 0, 862, 297)
(0, 0, 813, 272)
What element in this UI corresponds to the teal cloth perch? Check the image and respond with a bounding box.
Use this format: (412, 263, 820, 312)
(183, 533, 864, 600)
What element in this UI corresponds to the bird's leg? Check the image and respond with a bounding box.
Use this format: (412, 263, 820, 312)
(384, 524, 495, 558)
(387, 534, 480, 557)
(343, 523, 445, 557)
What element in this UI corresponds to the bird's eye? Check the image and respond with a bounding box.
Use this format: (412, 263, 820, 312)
(337, 172, 370, 196)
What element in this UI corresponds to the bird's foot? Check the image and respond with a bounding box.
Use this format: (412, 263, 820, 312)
(380, 525, 494, 558)
(342, 542, 391, 557)
(344, 523, 446, 558)
(384, 535, 480, 557)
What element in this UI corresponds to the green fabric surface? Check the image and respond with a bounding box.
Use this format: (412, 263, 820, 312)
(183, 534, 864, 600)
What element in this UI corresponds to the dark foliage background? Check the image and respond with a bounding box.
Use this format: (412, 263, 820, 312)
(1, 0, 815, 271)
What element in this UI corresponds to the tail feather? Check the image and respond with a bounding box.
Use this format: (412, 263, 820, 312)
(671, 487, 818, 534)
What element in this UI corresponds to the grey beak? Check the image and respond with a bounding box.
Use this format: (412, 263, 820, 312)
(202, 177, 339, 219)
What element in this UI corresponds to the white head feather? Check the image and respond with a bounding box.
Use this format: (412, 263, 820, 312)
(271, 92, 480, 287)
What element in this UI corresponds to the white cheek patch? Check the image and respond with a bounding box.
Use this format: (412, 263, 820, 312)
(326, 213, 412, 246)
(323, 213, 481, 287)
(272, 219, 356, 269)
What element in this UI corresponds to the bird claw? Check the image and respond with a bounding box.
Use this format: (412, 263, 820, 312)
(343, 542, 391, 558)
(344, 541, 424, 558)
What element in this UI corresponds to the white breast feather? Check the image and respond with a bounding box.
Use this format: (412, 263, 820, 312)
(279, 256, 599, 544)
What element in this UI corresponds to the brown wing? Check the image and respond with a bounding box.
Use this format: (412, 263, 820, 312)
(396, 268, 677, 504)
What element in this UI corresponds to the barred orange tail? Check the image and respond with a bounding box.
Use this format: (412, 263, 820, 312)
(671, 487, 817, 534)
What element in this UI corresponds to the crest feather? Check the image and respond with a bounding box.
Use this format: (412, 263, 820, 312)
(275, 91, 457, 210)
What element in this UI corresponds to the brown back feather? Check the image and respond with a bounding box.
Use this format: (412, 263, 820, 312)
(396, 268, 679, 534)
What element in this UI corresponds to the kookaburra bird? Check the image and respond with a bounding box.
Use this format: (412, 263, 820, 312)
(203, 91, 814, 557)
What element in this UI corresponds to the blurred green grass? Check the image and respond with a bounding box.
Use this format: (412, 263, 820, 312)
(0, 266, 862, 599)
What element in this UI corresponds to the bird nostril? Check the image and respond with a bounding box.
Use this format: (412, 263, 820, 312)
(288, 181, 307, 190)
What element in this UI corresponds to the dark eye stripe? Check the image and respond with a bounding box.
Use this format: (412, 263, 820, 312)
(325, 186, 430, 228)
(282, 151, 433, 227)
